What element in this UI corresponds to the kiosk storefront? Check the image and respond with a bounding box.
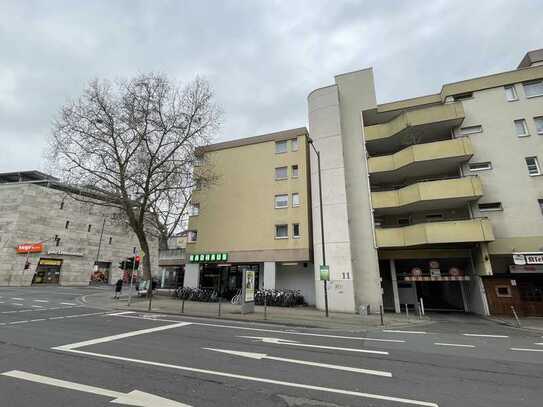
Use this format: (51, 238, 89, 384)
(33, 258, 63, 284)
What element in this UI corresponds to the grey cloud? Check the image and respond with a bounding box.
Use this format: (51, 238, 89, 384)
(0, 0, 541, 172)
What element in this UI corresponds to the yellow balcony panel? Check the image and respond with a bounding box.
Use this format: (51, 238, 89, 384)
(368, 138, 473, 184)
(372, 176, 483, 214)
(375, 218, 495, 248)
(364, 102, 465, 142)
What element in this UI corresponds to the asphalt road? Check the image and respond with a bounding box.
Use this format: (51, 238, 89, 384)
(0, 286, 542, 407)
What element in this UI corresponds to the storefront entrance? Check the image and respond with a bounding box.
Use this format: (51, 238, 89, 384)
(32, 258, 62, 285)
(484, 276, 543, 316)
(200, 263, 260, 299)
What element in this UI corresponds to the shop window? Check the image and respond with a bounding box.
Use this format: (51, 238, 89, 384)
(495, 285, 512, 298)
(519, 282, 543, 302)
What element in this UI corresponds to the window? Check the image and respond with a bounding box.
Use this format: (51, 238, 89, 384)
(190, 203, 200, 216)
(504, 85, 518, 101)
(275, 166, 288, 180)
(275, 140, 288, 154)
(275, 224, 288, 239)
(538, 199, 543, 215)
(514, 119, 529, 137)
(453, 92, 473, 101)
(292, 223, 300, 238)
(526, 157, 541, 176)
(275, 194, 289, 208)
(478, 202, 503, 212)
(55, 235, 61, 247)
(108, 237, 112, 245)
(194, 179, 202, 191)
(523, 80, 543, 98)
(59, 201, 64, 210)
(398, 218, 410, 226)
(425, 214, 444, 222)
(291, 138, 299, 152)
(87, 224, 92, 232)
(495, 285, 512, 298)
(292, 193, 300, 207)
(291, 165, 299, 178)
(188, 230, 198, 243)
(535, 116, 543, 135)
(65, 220, 70, 229)
(469, 161, 492, 171)
(460, 125, 482, 135)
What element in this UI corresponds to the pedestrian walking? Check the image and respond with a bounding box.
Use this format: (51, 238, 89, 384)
(114, 278, 123, 299)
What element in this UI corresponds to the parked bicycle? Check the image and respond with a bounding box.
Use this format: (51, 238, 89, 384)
(175, 287, 219, 302)
(254, 289, 305, 307)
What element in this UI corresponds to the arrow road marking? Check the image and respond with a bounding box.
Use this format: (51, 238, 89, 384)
(1, 370, 191, 406)
(238, 336, 389, 355)
(203, 348, 392, 377)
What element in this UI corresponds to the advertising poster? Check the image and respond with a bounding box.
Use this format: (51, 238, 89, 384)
(245, 270, 255, 302)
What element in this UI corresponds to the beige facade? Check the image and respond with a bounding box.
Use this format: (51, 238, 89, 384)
(185, 128, 315, 305)
(309, 49, 543, 315)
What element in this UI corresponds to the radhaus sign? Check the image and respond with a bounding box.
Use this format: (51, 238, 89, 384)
(189, 252, 229, 263)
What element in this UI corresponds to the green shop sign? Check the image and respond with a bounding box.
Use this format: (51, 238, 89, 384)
(189, 253, 229, 263)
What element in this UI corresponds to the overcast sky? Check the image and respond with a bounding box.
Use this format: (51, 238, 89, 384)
(0, 0, 541, 172)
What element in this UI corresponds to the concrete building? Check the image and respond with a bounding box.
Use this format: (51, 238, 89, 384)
(0, 171, 158, 286)
(308, 49, 543, 315)
(185, 128, 315, 304)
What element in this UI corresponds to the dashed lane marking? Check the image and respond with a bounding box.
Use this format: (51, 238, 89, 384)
(11, 298, 24, 301)
(9, 321, 28, 325)
(511, 347, 543, 352)
(32, 305, 44, 308)
(33, 300, 49, 303)
(1, 305, 81, 314)
(1, 312, 107, 326)
(29, 319, 46, 322)
(382, 330, 427, 335)
(60, 302, 77, 306)
(434, 343, 475, 348)
(463, 334, 509, 338)
(11, 303, 24, 307)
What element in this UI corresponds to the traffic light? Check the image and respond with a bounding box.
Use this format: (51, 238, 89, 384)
(119, 260, 127, 270)
(135, 255, 141, 269)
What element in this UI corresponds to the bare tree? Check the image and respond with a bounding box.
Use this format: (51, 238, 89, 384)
(47, 73, 220, 291)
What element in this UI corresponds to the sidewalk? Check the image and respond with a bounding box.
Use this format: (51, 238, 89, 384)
(82, 290, 432, 331)
(487, 315, 543, 333)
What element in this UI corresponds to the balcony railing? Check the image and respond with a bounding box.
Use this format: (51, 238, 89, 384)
(375, 218, 494, 248)
(364, 102, 465, 142)
(372, 176, 482, 212)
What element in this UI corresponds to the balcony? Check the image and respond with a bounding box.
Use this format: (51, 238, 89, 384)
(375, 218, 494, 248)
(158, 248, 186, 267)
(372, 176, 482, 214)
(368, 137, 473, 185)
(364, 102, 465, 155)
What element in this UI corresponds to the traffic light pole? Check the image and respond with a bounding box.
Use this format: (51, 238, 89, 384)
(127, 250, 137, 306)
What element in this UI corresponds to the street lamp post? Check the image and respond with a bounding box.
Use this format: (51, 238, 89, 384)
(308, 138, 329, 317)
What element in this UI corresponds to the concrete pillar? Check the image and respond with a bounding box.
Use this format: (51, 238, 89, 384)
(390, 259, 401, 314)
(184, 263, 200, 288)
(263, 261, 276, 289)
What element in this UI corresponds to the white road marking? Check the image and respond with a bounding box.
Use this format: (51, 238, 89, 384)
(29, 319, 46, 322)
(0, 301, 4, 304)
(434, 343, 475, 348)
(238, 336, 389, 355)
(204, 348, 392, 377)
(2, 311, 17, 314)
(109, 313, 404, 343)
(54, 322, 191, 351)
(1, 370, 191, 407)
(383, 330, 427, 335)
(463, 334, 509, 338)
(31, 305, 44, 308)
(59, 348, 438, 406)
(60, 302, 77, 306)
(49, 317, 65, 320)
(9, 320, 28, 325)
(11, 298, 24, 301)
(510, 347, 543, 353)
(33, 300, 49, 303)
(11, 303, 24, 307)
(534, 343, 543, 346)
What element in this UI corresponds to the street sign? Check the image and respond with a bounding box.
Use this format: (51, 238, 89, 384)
(320, 265, 330, 281)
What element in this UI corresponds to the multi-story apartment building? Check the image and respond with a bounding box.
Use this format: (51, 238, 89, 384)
(308, 49, 543, 316)
(0, 171, 158, 286)
(185, 128, 315, 304)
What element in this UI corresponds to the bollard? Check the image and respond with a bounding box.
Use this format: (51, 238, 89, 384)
(419, 297, 425, 316)
(180, 298, 185, 314)
(380, 304, 384, 326)
(218, 296, 222, 319)
(511, 305, 521, 328)
(264, 292, 268, 320)
(405, 303, 409, 319)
